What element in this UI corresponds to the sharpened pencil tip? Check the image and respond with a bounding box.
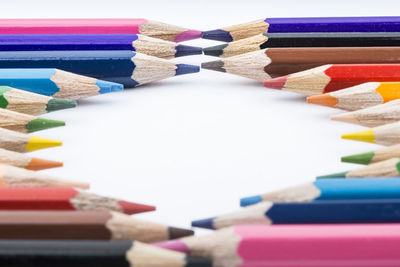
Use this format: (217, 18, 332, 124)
(25, 137, 62, 152)
(46, 98, 77, 112)
(153, 240, 189, 253)
(342, 129, 376, 144)
(240, 195, 263, 207)
(331, 112, 360, 125)
(118, 200, 155, 215)
(168, 227, 194, 240)
(317, 171, 348, 179)
(307, 94, 338, 108)
(263, 76, 288, 90)
(191, 217, 215, 229)
(175, 45, 203, 57)
(95, 80, 124, 94)
(175, 64, 200, 76)
(26, 157, 63, 171)
(185, 256, 213, 267)
(203, 44, 228, 57)
(201, 60, 225, 73)
(26, 118, 65, 133)
(341, 152, 375, 165)
(202, 29, 233, 42)
(174, 30, 202, 42)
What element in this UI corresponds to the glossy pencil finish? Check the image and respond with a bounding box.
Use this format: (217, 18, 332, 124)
(0, 19, 202, 42)
(203, 32, 400, 57)
(0, 187, 155, 215)
(342, 121, 400, 146)
(263, 64, 400, 96)
(0, 68, 123, 100)
(0, 210, 193, 242)
(191, 199, 400, 229)
(0, 50, 200, 87)
(0, 147, 62, 170)
(0, 34, 203, 59)
(0, 240, 211, 267)
(342, 144, 400, 165)
(202, 16, 400, 42)
(240, 178, 400, 206)
(156, 224, 400, 267)
(0, 127, 62, 152)
(202, 47, 400, 81)
(307, 82, 400, 111)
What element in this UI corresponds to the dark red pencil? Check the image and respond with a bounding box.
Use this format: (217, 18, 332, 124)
(0, 187, 155, 215)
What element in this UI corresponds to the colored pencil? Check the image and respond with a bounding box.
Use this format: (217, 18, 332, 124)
(342, 144, 400, 165)
(307, 82, 400, 111)
(203, 32, 400, 58)
(0, 147, 62, 170)
(156, 224, 400, 267)
(240, 178, 400, 206)
(202, 48, 400, 82)
(331, 100, 400, 127)
(0, 34, 203, 59)
(342, 121, 400, 145)
(0, 240, 210, 267)
(191, 199, 400, 229)
(0, 86, 76, 115)
(0, 109, 65, 133)
(0, 187, 155, 214)
(0, 68, 123, 100)
(202, 16, 400, 42)
(263, 64, 400, 96)
(0, 19, 202, 42)
(0, 51, 200, 87)
(318, 157, 400, 178)
(0, 163, 88, 189)
(0, 210, 193, 242)
(0, 127, 62, 152)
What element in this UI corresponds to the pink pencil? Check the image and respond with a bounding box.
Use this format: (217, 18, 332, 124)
(155, 224, 400, 267)
(0, 19, 201, 42)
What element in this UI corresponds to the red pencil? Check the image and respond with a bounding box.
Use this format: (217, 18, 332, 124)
(0, 187, 155, 215)
(263, 64, 400, 96)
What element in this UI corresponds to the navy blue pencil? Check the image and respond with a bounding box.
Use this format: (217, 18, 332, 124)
(191, 199, 400, 229)
(0, 34, 202, 59)
(0, 50, 200, 87)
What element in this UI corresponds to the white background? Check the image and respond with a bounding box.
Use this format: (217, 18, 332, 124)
(0, 0, 398, 234)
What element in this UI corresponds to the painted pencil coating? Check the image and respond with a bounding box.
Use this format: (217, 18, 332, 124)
(0, 51, 199, 87)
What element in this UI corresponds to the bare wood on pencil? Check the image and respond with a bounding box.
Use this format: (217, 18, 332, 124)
(131, 53, 176, 84)
(222, 34, 268, 57)
(373, 144, 400, 163)
(347, 158, 400, 177)
(70, 191, 125, 213)
(259, 183, 321, 202)
(139, 20, 190, 42)
(223, 19, 269, 41)
(0, 127, 29, 152)
(283, 65, 331, 95)
(134, 35, 177, 59)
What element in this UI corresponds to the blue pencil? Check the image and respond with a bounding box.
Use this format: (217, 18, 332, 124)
(240, 178, 400, 206)
(192, 199, 400, 229)
(0, 68, 123, 100)
(0, 50, 200, 87)
(0, 34, 202, 59)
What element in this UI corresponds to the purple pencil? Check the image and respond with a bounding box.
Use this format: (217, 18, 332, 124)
(0, 34, 202, 59)
(202, 16, 400, 42)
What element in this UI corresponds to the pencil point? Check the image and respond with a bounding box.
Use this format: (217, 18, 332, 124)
(168, 227, 194, 240)
(26, 157, 63, 171)
(154, 240, 189, 253)
(191, 217, 215, 229)
(95, 80, 124, 94)
(263, 76, 288, 90)
(46, 98, 77, 112)
(26, 118, 65, 133)
(307, 94, 338, 108)
(201, 60, 225, 73)
(342, 129, 376, 144)
(25, 137, 62, 152)
(175, 44, 203, 57)
(202, 29, 233, 42)
(174, 30, 202, 42)
(341, 152, 375, 165)
(185, 255, 212, 267)
(175, 64, 200, 76)
(331, 112, 360, 125)
(118, 200, 155, 215)
(203, 44, 228, 57)
(317, 171, 348, 179)
(240, 195, 263, 207)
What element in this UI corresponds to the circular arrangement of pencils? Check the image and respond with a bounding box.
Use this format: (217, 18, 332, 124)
(1, 16, 400, 266)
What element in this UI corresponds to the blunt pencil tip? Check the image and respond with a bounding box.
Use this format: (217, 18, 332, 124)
(175, 64, 200, 76)
(307, 94, 338, 108)
(168, 226, 194, 240)
(175, 44, 203, 57)
(26, 158, 63, 171)
(118, 200, 155, 215)
(174, 30, 202, 42)
(202, 29, 233, 42)
(202, 44, 228, 57)
(26, 118, 65, 133)
(191, 217, 215, 229)
(46, 98, 77, 112)
(201, 60, 225, 73)
(263, 76, 288, 90)
(240, 195, 263, 207)
(95, 80, 124, 94)
(341, 152, 375, 165)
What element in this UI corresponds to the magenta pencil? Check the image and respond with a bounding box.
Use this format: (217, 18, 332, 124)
(155, 224, 400, 267)
(0, 19, 201, 42)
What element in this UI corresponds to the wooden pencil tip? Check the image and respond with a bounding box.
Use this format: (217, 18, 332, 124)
(331, 112, 360, 125)
(307, 94, 338, 108)
(26, 158, 63, 171)
(201, 60, 225, 73)
(263, 76, 288, 90)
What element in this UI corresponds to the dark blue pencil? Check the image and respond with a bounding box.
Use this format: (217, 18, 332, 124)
(0, 34, 202, 59)
(192, 199, 400, 229)
(0, 50, 200, 87)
